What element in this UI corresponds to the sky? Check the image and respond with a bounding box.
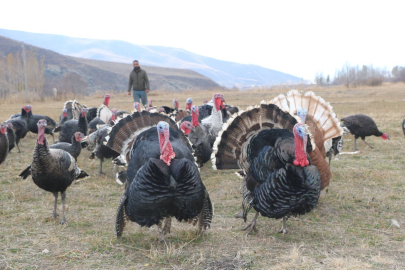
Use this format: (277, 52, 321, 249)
(1, 0, 404, 80)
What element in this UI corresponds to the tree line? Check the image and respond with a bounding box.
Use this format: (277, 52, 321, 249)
(315, 63, 405, 87)
(0, 48, 46, 101)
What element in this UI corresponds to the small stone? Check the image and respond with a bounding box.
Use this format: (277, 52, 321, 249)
(42, 249, 49, 254)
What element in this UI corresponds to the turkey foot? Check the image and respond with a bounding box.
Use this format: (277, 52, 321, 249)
(362, 139, 374, 149)
(242, 211, 259, 235)
(278, 217, 289, 234)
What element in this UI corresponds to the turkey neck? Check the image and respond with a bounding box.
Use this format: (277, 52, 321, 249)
(78, 113, 88, 135)
(158, 129, 175, 166)
(192, 111, 199, 127)
(20, 109, 29, 122)
(34, 129, 52, 168)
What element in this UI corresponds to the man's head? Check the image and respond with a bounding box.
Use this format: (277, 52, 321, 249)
(133, 60, 140, 70)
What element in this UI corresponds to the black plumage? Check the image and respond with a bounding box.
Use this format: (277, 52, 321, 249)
(26, 105, 57, 142)
(86, 107, 98, 123)
(6, 123, 16, 152)
(212, 104, 321, 234)
(6, 106, 29, 152)
(402, 119, 405, 136)
(50, 132, 84, 160)
(88, 117, 106, 134)
(19, 119, 88, 224)
(341, 114, 390, 150)
(107, 112, 212, 238)
(57, 109, 88, 143)
(0, 123, 9, 165)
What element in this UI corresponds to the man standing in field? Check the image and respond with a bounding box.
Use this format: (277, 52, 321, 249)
(128, 60, 150, 108)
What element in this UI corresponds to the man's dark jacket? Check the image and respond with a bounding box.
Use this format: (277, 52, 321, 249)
(128, 68, 150, 91)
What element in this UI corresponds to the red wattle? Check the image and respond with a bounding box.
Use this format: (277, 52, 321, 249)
(159, 131, 175, 166)
(192, 112, 199, 127)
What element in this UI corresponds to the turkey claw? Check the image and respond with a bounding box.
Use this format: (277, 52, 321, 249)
(278, 228, 288, 234)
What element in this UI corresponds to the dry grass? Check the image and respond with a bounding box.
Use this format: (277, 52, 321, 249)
(1, 83, 405, 269)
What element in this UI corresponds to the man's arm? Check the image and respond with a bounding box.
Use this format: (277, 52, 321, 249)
(144, 71, 150, 92)
(128, 73, 133, 92)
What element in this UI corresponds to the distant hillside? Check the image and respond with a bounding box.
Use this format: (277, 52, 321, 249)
(0, 28, 301, 87)
(0, 35, 219, 97)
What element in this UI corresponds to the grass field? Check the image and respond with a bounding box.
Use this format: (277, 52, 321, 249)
(1, 84, 405, 269)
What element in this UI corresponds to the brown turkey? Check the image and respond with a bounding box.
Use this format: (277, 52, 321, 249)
(341, 114, 390, 150)
(18, 119, 88, 224)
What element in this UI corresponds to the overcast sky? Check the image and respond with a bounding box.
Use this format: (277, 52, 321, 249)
(1, 0, 403, 80)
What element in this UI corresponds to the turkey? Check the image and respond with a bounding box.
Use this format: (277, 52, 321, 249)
(326, 136, 343, 165)
(0, 123, 9, 165)
(97, 94, 112, 123)
(63, 99, 87, 120)
(268, 90, 343, 190)
(6, 123, 16, 152)
(180, 105, 215, 167)
(88, 118, 106, 134)
(86, 107, 98, 123)
(160, 99, 179, 114)
(201, 93, 226, 136)
(5, 106, 29, 152)
(56, 108, 88, 143)
(89, 126, 120, 175)
(25, 105, 57, 143)
(18, 119, 88, 224)
(105, 112, 212, 238)
(20, 132, 85, 179)
(212, 92, 342, 234)
(116, 110, 130, 119)
(58, 109, 68, 125)
(341, 114, 390, 150)
(50, 132, 85, 160)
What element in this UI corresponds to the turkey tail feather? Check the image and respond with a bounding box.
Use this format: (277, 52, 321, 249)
(212, 103, 300, 171)
(106, 111, 193, 157)
(116, 189, 128, 238)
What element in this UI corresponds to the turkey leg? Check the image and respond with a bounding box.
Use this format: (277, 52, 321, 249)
(278, 216, 289, 234)
(362, 138, 374, 149)
(60, 191, 67, 225)
(353, 138, 358, 151)
(242, 211, 259, 235)
(99, 159, 104, 175)
(52, 192, 59, 219)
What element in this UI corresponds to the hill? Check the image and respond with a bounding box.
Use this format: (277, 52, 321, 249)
(0, 35, 219, 97)
(0, 28, 301, 87)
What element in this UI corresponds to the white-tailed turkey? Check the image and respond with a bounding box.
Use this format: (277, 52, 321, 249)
(97, 94, 112, 123)
(341, 114, 390, 150)
(180, 105, 216, 167)
(269, 90, 343, 190)
(56, 108, 88, 143)
(18, 119, 88, 224)
(212, 91, 342, 234)
(25, 105, 57, 143)
(105, 111, 213, 239)
(201, 93, 226, 136)
(0, 123, 9, 165)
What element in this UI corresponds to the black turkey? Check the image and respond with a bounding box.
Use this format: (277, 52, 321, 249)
(86, 107, 98, 123)
(0, 123, 9, 165)
(50, 132, 85, 160)
(5, 106, 29, 152)
(88, 118, 106, 134)
(18, 119, 88, 224)
(180, 105, 215, 167)
(25, 105, 57, 143)
(212, 102, 342, 234)
(6, 122, 16, 152)
(341, 114, 390, 150)
(56, 108, 88, 143)
(105, 112, 213, 239)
